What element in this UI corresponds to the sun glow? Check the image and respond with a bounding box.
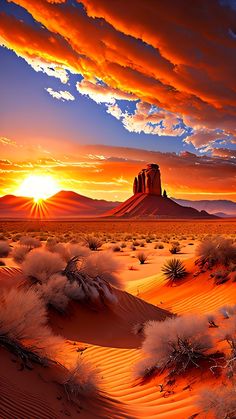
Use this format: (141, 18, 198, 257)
(17, 175, 59, 202)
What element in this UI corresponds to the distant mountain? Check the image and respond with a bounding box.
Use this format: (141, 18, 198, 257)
(172, 199, 236, 217)
(0, 191, 118, 219)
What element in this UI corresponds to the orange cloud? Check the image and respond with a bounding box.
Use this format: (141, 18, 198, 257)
(2, 0, 235, 144)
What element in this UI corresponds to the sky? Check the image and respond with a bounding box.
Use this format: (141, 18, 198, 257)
(0, 0, 235, 201)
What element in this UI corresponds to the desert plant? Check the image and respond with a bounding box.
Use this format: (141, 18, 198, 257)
(19, 235, 41, 250)
(0, 287, 62, 367)
(162, 258, 187, 282)
(61, 358, 99, 401)
(196, 236, 236, 268)
(154, 243, 164, 249)
(169, 241, 181, 254)
(137, 251, 148, 264)
(62, 256, 118, 309)
(134, 315, 216, 383)
(219, 305, 236, 319)
(22, 248, 65, 283)
(198, 387, 236, 419)
(80, 252, 123, 288)
(84, 235, 102, 251)
(35, 274, 69, 313)
(112, 245, 121, 252)
(0, 240, 11, 257)
(12, 245, 31, 263)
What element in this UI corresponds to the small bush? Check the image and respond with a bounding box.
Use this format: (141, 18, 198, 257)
(79, 252, 123, 289)
(169, 241, 181, 254)
(196, 236, 236, 268)
(19, 236, 41, 250)
(154, 243, 164, 249)
(35, 274, 69, 313)
(12, 245, 32, 264)
(0, 287, 62, 366)
(22, 248, 65, 283)
(0, 240, 11, 257)
(84, 235, 102, 251)
(112, 245, 121, 252)
(219, 305, 236, 319)
(134, 315, 215, 382)
(198, 387, 236, 419)
(162, 258, 187, 282)
(61, 358, 99, 401)
(137, 252, 148, 264)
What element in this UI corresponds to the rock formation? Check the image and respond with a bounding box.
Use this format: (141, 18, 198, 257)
(106, 163, 218, 219)
(133, 164, 161, 196)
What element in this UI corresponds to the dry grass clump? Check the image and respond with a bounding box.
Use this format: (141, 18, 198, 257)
(63, 256, 119, 309)
(80, 251, 123, 289)
(35, 274, 69, 313)
(0, 240, 11, 257)
(0, 287, 62, 367)
(12, 245, 31, 263)
(198, 387, 236, 419)
(19, 235, 41, 250)
(134, 315, 216, 383)
(169, 241, 181, 254)
(196, 236, 236, 268)
(61, 358, 99, 401)
(22, 248, 66, 282)
(84, 235, 102, 251)
(154, 242, 164, 249)
(46, 239, 89, 262)
(162, 258, 187, 283)
(136, 251, 148, 264)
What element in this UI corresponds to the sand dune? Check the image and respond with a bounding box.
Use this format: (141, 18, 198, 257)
(0, 259, 234, 418)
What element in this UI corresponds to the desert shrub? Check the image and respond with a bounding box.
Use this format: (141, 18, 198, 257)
(80, 252, 123, 289)
(154, 243, 164, 249)
(11, 245, 31, 263)
(219, 305, 236, 319)
(162, 258, 187, 282)
(0, 287, 62, 366)
(196, 236, 236, 268)
(19, 235, 41, 250)
(120, 242, 126, 249)
(84, 235, 102, 251)
(0, 260, 6, 266)
(0, 240, 11, 257)
(133, 240, 140, 247)
(61, 358, 99, 401)
(63, 256, 118, 309)
(137, 251, 148, 264)
(112, 245, 121, 252)
(169, 241, 181, 254)
(218, 315, 236, 377)
(134, 315, 215, 382)
(198, 387, 236, 419)
(22, 248, 65, 283)
(211, 270, 230, 285)
(35, 274, 69, 313)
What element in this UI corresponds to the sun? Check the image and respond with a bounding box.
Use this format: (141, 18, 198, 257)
(17, 175, 59, 202)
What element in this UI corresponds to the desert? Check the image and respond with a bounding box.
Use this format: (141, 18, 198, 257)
(0, 218, 236, 418)
(1, 0, 236, 417)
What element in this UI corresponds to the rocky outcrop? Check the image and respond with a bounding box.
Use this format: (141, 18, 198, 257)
(106, 163, 218, 219)
(133, 164, 161, 196)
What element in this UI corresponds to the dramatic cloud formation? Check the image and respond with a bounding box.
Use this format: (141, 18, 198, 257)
(0, 0, 235, 151)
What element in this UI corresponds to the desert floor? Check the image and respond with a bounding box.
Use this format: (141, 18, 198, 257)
(0, 219, 235, 418)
